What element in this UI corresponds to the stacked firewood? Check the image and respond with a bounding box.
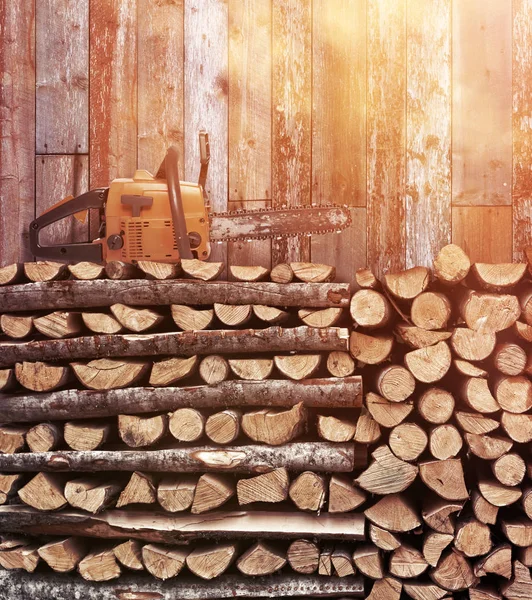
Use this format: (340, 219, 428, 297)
(0, 258, 365, 598)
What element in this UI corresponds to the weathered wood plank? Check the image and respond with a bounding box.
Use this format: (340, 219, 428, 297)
(184, 0, 228, 266)
(35, 155, 89, 246)
(36, 0, 89, 153)
(452, 206, 512, 263)
(272, 0, 311, 264)
(137, 0, 184, 174)
(513, 0, 532, 260)
(406, 0, 451, 267)
(367, 0, 406, 277)
(0, 2, 35, 264)
(452, 0, 512, 206)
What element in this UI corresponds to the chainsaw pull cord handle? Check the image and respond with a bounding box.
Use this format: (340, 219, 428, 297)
(165, 145, 193, 260)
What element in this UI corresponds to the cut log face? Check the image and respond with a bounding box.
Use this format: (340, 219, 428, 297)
(64, 477, 122, 514)
(0, 426, 27, 454)
(316, 415, 356, 442)
(142, 544, 188, 580)
(157, 476, 197, 513)
(502, 520, 532, 547)
(331, 546, 355, 577)
(501, 560, 532, 600)
(472, 263, 527, 291)
(355, 267, 378, 288)
(229, 358, 274, 381)
(404, 582, 449, 600)
(0, 544, 40, 573)
(365, 493, 421, 532)
(389, 422, 428, 461)
(385, 266, 430, 300)
(465, 433, 513, 460)
(455, 411, 499, 435)
(252, 304, 289, 325)
(433, 244, 471, 285)
(186, 543, 237, 579)
(68, 262, 106, 280)
(422, 497, 464, 535)
(289, 471, 326, 512)
(24, 261, 68, 282)
(419, 459, 468, 501)
(18, 473, 67, 511)
(149, 356, 198, 386)
(514, 320, 532, 342)
(171, 305, 214, 331)
(0, 263, 22, 286)
(519, 546, 532, 567)
(501, 411, 532, 443)
(460, 291, 521, 333)
(116, 472, 157, 508)
(38, 537, 86, 573)
(352, 544, 383, 580)
(198, 355, 229, 384)
(355, 445, 418, 494)
(0, 474, 23, 505)
(411, 292, 451, 330)
(205, 409, 241, 445)
(0, 369, 15, 392)
(15, 361, 69, 392)
(290, 262, 335, 283)
(168, 408, 205, 443)
(191, 473, 235, 514)
(72, 358, 149, 390)
(454, 359, 488, 378)
(479, 479, 522, 507)
(451, 327, 497, 361)
(118, 414, 167, 448)
(494, 375, 532, 413)
(474, 544, 512, 579)
(105, 261, 142, 280)
(113, 539, 144, 571)
(236, 541, 286, 576)
(34, 311, 82, 339)
(270, 263, 293, 283)
(366, 392, 414, 428)
(287, 539, 320, 574)
(328, 475, 366, 513)
(523, 487, 532, 519)
(423, 532, 454, 567)
(137, 260, 181, 280)
(230, 265, 269, 282)
(429, 424, 463, 460)
(354, 407, 381, 445)
(64, 421, 110, 451)
(110, 303, 164, 332)
(326, 351, 355, 377)
(395, 324, 452, 349)
(298, 307, 342, 328)
(181, 259, 224, 281)
(367, 577, 402, 600)
(350, 332, 393, 365)
(472, 490, 499, 525)
(81, 312, 124, 334)
(429, 549, 478, 591)
(237, 468, 289, 506)
(493, 343, 527, 376)
(376, 365, 416, 402)
(214, 303, 252, 326)
(274, 354, 321, 380)
(390, 544, 429, 578)
(350, 289, 392, 328)
(405, 341, 451, 383)
(1, 314, 34, 339)
(369, 523, 401, 551)
(242, 403, 306, 445)
(418, 388, 455, 424)
(461, 377, 500, 413)
(454, 518, 492, 557)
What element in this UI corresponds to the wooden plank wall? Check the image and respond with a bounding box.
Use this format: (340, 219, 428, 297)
(1, 0, 530, 282)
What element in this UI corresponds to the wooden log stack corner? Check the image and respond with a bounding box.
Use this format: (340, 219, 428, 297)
(1, 249, 532, 600)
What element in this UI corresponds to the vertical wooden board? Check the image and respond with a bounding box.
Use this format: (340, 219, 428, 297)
(36, 155, 89, 246)
(367, 0, 406, 278)
(137, 0, 184, 175)
(406, 0, 451, 268)
(311, 208, 366, 286)
(452, 0, 512, 206)
(0, 2, 35, 265)
(272, 0, 312, 264)
(90, 0, 137, 189)
(227, 0, 271, 270)
(36, 0, 89, 154)
(452, 207, 512, 263)
(184, 0, 229, 266)
(513, 0, 532, 260)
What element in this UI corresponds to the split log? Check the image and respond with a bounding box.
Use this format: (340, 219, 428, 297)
(318, 546, 333, 575)
(384, 266, 430, 300)
(405, 341, 451, 383)
(355, 268, 378, 289)
(454, 359, 488, 378)
(198, 355, 229, 384)
(454, 517, 492, 557)
(186, 543, 237, 579)
(328, 475, 366, 513)
(24, 261, 68, 282)
(15, 361, 70, 392)
(34, 311, 82, 338)
(460, 377, 500, 413)
(423, 532, 454, 567)
(465, 433, 513, 460)
(168, 408, 205, 442)
(501, 411, 532, 443)
(298, 308, 342, 328)
(0, 426, 27, 454)
(0, 314, 34, 338)
(0, 543, 40, 572)
(351, 544, 383, 579)
(390, 544, 428, 578)
(366, 392, 414, 428)
(181, 259, 224, 281)
(419, 459, 468, 501)
(230, 265, 269, 281)
(242, 403, 306, 445)
(72, 358, 150, 390)
(418, 388, 455, 424)
(64, 421, 110, 451)
(81, 312, 124, 334)
(105, 261, 142, 280)
(523, 487, 532, 519)
(331, 546, 355, 577)
(316, 415, 356, 442)
(404, 582, 449, 600)
(395, 324, 451, 349)
(411, 292, 451, 330)
(149, 356, 198, 387)
(350, 290, 392, 328)
(287, 539, 319, 574)
(274, 354, 321, 380)
(459, 291, 521, 333)
(68, 262, 106, 280)
(65, 477, 122, 513)
(493, 343, 527, 376)
(0, 474, 23, 505)
(205, 409, 241, 444)
(368, 524, 401, 551)
(0, 263, 23, 286)
(478, 479, 522, 506)
(375, 365, 415, 402)
(455, 411, 499, 435)
(171, 305, 214, 331)
(429, 424, 463, 460)
(289, 472, 326, 512)
(502, 519, 532, 547)
(157, 476, 197, 513)
(326, 351, 355, 377)
(0, 442, 357, 474)
(349, 332, 393, 365)
(474, 544, 512, 579)
(389, 422, 428, 461)
(229, 358, 273, 381)
(79, 548, 121, 581)
(113, 539, 144, 571)
(142, 544, 188, 580)
(270, 263, 293, 283)
(450, 327, 496, 361)
(433, 243, 471, 285)
(429, 549, 478, 591)
(355, 445, 418, 494)
(18, 472, 67, 511)
(116, 472, 156, 508)
(137, 260, 180, 280)
(252, 304, 289, 324)
(354, 408, 381, 444)
(110, 303, 164, 332)
(472, 490, 499, 525)
(518, 546, 532, 567)
(214, 303, 252, 327)
(365, 493, 421, 532)
(118, 414, 167, 448)
(236, 467, 289, 506)
(0, 369, 16, 392)
(26, 423, 61, 453)
(0, 326, 350, 367)
(191, 473, 235, 514)
(291, 262, 335, 283)
(472, 262, 527, 291)
(501, 560, 532, 600)
(494, 375, 532, 413)
(367, 577, 402, 600)
(422, 497, 464, 534)
(38, 537, 86, 572)
(236, 541, 286, 575)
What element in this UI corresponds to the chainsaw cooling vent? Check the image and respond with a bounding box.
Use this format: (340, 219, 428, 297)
(121, 219, 178, 260)
(121, 220, 149, 260)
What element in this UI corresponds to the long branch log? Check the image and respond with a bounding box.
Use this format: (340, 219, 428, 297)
(0, 326, 349, 366)
(0, 442, 358, 474)
(0, 280, 351, 312)
(0, 506, 365, 543)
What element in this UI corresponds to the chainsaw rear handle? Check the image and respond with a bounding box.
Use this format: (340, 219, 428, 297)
(29, 188, 108, 263)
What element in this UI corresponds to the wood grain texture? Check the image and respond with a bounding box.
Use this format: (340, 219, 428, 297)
(513, 0, 532, 260)
(36, 0, 89, 154)
(272, 0, 311, 264)
(0, 1, 35, 265)
(367, 0, 406, 277)
(137, 0, 184, 174)
(452, 206, 513, 263)
(35, 155, 89, 246)
(406, 0, 451, 268)
(452, 0, 512, 206)
(227, 0, 271, 269)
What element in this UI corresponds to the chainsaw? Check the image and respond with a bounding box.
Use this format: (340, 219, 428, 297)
(29, 132, 351, 264)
